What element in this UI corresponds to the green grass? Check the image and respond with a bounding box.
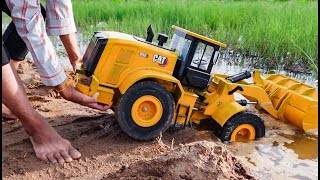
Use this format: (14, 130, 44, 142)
(58, 0, 320, 71)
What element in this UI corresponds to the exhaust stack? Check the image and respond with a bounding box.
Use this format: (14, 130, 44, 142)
(146, 25, 154, 42)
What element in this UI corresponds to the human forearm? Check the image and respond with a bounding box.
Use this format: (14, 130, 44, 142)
(2, 63, 44, 136)
(60, 33, 81, 66)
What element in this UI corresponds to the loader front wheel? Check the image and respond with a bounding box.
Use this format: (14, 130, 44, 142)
(220, 111, 265, 142)
(117, 81, 175, 140)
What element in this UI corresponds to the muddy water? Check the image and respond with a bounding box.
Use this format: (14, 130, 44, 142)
(229, 116, 318, 179)
(194, 106, 318, 180)
(2, 19, 318, 179)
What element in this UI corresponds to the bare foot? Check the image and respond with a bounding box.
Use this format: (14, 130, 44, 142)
(28, 120, 81, 163)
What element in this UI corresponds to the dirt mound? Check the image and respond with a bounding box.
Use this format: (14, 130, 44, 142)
(104, 141, 255, 180)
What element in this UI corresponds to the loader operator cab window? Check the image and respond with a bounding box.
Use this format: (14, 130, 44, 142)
(169, 34, 192, 62)
(191, 42, 214, 71)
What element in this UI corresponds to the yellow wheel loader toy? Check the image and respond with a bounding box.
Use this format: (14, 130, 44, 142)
(75, 25, 318, 142)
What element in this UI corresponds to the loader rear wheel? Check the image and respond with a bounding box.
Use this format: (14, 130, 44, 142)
(117, 81, 175, 140)
(220, 111, 265, 142)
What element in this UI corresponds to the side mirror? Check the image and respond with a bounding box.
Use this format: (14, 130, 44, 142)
(157, 33, 168, 46)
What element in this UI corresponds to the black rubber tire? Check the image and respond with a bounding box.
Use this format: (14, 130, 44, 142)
(117, 81, 175, 140)
(220, 111, 265, 143)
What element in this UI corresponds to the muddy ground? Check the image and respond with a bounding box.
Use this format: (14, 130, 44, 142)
(2, 60, 256, 179)
(2, 59, 318, 180)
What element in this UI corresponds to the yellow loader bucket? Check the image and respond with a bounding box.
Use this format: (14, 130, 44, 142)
(255, 71, 318, 132)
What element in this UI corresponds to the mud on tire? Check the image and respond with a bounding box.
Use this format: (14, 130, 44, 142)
(219, 111, 265, 143)
(117, 81, 175, 140)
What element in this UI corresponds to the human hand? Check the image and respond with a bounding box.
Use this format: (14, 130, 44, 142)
(55, 80, 112, 111)
(79, 92, 113, 111)
(71, 59, 82, 72)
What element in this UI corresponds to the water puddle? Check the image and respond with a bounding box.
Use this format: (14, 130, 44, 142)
(189, 105, 318, 179)
(192, 115, 318, 179)
(251, 143, 317, 179)
(281, 133, 318, 160)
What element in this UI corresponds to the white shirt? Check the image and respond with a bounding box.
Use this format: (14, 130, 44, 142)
(6, 0, 77, 86)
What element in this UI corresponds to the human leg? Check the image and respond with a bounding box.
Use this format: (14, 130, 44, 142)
(2, 2, 46, 119)
(2, 59, 81, 163)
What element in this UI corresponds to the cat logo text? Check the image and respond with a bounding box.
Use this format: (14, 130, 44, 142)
(152, 54, 168, 67)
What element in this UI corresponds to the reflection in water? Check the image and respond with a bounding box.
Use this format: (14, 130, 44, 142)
(231, 138, 318, 180)
(212, 54, 318, 88)
(281, 133, 318, 160)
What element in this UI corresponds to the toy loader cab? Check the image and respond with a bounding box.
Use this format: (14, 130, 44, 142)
(170, 26, 226, 90)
